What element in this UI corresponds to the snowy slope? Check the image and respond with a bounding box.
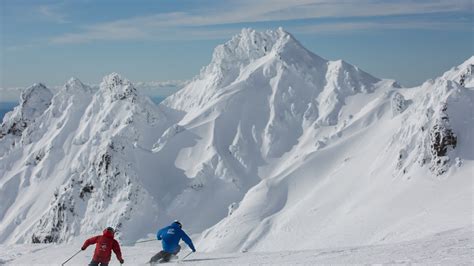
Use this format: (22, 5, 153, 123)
(158, 29, 397, 235)
(0, 75, 178, 244)
(162, 29, 473, 252)
(197, 55, 474, 252)
(1, 226, 472, 265)
(0, 28, 472, 262)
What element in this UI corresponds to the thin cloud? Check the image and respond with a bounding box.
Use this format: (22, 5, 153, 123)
(5, 44, 36, 52)
(38, 5, 69, 24)
(49, 0, 472, 44)
(291, 20, 473, 34)
(233, 0, 470, 22)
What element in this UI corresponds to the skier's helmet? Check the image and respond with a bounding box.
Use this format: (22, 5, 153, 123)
(106, 227, 115, 234)
(173, 220, 182, 228)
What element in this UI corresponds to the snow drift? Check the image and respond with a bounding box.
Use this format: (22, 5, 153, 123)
(0, 29, 472, 254)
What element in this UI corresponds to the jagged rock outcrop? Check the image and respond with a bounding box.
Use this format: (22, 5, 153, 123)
(429, 103, 457, 175)
(391, 92, 408, 117)
(458, 64, 473, 87)
(389, 57, 473, 177)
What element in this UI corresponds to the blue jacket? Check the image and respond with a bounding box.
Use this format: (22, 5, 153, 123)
(157, 222, 196, 253)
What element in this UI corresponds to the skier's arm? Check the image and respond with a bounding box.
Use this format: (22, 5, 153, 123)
(181, 231, 196, 252)
(112, 240, 124, 263)
(81, 236, 99, 250)
(156, 228, 164, 240)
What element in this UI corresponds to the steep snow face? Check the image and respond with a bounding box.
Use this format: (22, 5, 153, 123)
(0, 74, 178, 244)
(155, 29, 390, 235)
(164, 28, 384, 166)
(166, 29, 315, 112)
(165, 28, 283, 112)
(440, 55, 474, 87)
(390, 56, 474, 176)
(197, 55, 473, 252)
(0, 78, 94, 243)
(28, 73, 159, 244)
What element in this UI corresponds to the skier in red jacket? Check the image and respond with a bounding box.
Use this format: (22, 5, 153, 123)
(82, 227, 124, 266)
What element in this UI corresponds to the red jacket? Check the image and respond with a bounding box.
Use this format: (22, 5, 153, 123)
(82, 229, 123, 263)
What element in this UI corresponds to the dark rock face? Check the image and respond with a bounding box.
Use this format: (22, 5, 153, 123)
(101, 73, 138, 102)
(31, 196, 75, 243)
(2, 121, 27, 137)
(391, 92, 408, 117)
(80, 184, 94, 199)
(458, 64, 473, 87)
(430, 124, 457, 157)
(429, 103, 457, 175)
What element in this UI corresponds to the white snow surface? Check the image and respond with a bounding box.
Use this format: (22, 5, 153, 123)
(0, 226, 472, 265)
(0, 28, 473, 264)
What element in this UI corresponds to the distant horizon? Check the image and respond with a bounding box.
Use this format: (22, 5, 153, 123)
(2, 1, 473, 89)
(0, 79, 185, 102)
(0, 52, 472, 103)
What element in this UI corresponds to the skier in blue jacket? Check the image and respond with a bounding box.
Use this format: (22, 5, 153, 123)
(149, 220, 196, 263)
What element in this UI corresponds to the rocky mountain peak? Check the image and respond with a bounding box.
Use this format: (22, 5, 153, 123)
(0, 83, 53, 138)
(99, 73, 137, 102)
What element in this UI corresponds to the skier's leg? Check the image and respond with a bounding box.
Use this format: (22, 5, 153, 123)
(173, 244, 181, 255)
(159, 252, 172, 263)
(99, 263, 108, 266)
(150, 251, 165, 263)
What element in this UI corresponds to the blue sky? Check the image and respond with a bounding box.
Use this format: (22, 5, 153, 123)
(1, 0, 473, 92)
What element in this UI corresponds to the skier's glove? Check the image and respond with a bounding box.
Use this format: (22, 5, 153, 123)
(192, 248, 196, 252)
(119, 258, 124, 264)
(81, 247, 86, 251)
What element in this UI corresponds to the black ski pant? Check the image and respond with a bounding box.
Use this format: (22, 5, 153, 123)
(150, 245, 181, 263)
(89, 261, 108, 266)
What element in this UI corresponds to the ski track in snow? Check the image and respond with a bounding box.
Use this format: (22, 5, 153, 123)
(0, 227, 472, 265)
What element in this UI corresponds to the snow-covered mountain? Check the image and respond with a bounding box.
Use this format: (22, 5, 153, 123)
(0, 83, 53, 141)
(0, 28, 472, 254)
(0, 75, 174, 244)
(198, 53, 474, 252)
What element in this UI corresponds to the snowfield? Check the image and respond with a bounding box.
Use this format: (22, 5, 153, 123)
(0, 226, 472, 265)
(0, 28, 473, 264)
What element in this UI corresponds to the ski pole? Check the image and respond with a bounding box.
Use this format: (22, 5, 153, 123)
(61, 250, 82, 266)
(135, 239, 157, 244)
(180, 251, 193, 261)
